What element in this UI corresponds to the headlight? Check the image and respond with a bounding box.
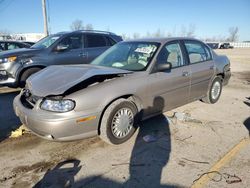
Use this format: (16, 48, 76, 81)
(0, 56, 17, 63)
(40, 99, 75, 112)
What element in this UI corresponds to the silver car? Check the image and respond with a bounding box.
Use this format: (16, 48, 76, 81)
(13, 38, 231, 144)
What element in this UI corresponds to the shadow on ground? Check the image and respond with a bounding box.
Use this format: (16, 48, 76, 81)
(34, 95, 182, 187)
(33, 115, 180, 188)
(243, 97, 250, 107)
(33, 159, 82, 188)
(0, 91, 21, 141)
(243, 97, 250, 136)
(243, 117, 250, 136)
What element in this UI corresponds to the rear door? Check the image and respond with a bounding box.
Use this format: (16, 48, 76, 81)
(147, 41, 191, 114)
(183, 40, 215, 101)
(83, 34, 111, 63)
(51, 33, 85, 65)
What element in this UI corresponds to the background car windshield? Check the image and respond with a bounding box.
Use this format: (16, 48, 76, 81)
(31, 35, 61, 49)
(91, 42, 159, 71)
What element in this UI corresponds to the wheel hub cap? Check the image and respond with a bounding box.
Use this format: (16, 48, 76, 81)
(211, 81, 221, 100)
(111, 108, 134, 138)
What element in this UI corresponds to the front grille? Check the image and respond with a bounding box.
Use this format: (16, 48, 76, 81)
(21, 89, 40, 109)
(0, 70, 8, 80)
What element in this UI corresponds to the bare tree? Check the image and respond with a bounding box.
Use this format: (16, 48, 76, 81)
(70, 19, 84, 31)
(180, 25, 187, 37)
(0, 29, 12, 40)
(121, 33, 130, 40)
(186, 24, 195, 37)
(105, 26, 111, 32)
(0, 29, 11, 35)
(180, 24, 195, 37)
(146, 31, 151, 37)
(133, 33, 140, 39)
(166, 32, 172, 37)
(228, 27, 239, 42)
(85, 24, 93, 30)
(203, 35, 227, 42)
(153, 29, 164, 37)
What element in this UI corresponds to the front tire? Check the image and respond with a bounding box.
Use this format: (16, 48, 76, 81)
(19, 68, 41, 88)
(202, 77, 222, 104)
(99, 99, 138, 145)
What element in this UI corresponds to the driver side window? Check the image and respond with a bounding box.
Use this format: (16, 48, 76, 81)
(158, 42, 184, 68)
(58, 34, 82, 50)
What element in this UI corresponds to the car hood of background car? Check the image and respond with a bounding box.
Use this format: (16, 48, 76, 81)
(0, 48, 41, 58)
(26, 65, 132, 97)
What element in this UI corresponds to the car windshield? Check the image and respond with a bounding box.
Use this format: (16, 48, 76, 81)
(91, 42, 159, 71)
(31, 35, 62, 49)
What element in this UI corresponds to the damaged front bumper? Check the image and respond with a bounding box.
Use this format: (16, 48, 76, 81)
(0, 62, 21, 87)
(13, 92, 101, 141)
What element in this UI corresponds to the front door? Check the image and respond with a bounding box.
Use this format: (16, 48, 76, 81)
(147, 41, 191, 115)
(51, 33, 86, 65)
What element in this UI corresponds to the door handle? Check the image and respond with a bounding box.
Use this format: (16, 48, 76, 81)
(182, 71, 190, 77)
(79, 53, 87, 57)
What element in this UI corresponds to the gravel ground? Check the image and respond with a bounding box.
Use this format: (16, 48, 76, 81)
(0, 48, 249, 188)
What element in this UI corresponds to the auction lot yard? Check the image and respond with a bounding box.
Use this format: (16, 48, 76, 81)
(0, 48, 249, 188)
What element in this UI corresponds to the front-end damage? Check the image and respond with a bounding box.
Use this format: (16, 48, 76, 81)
(14, 87, 103, 141)
(13, 65, 132, 141)
(21, 73, 127, 111)
(62, 74, 126, 96)
(25, 65, 131, 97)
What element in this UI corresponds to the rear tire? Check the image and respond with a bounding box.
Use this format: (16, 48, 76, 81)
(202, 77, 222, 104)
(99, 99, 138, 145)
(19, 68, 41, 88)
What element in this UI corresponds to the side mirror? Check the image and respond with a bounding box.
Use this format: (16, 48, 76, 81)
(56, 44, 69, 52)
(156, 62, 172, 72)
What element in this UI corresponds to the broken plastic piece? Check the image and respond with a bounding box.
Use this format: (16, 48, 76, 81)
(10, 125, 28, 138)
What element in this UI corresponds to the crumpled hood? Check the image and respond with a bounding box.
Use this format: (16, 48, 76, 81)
(0, 48, 41, 58)
(26, 64, 131, 97)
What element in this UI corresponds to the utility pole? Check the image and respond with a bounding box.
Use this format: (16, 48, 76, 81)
(42, 0, 49, 36)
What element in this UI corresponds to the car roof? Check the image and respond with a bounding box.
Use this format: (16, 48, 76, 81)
(124, 37, 203, 44)
(55, 30, 117, 36)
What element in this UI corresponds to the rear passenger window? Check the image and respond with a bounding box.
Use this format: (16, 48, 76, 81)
(7, 43, 20, 50)
(105, 36, 116, 46)
(184, 41, 212, 64)
(85, 34, 107, 48)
